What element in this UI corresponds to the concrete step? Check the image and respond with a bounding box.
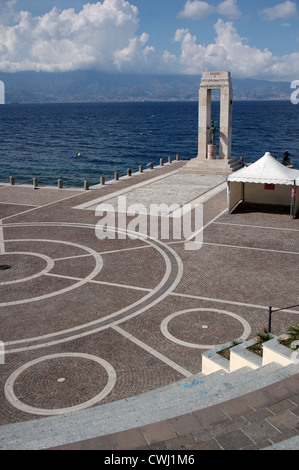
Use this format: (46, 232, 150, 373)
(230, 338, 263, 371)
(263, 336, 298, 367)
(3, 360, 299, 450)
(180, 157, 243, 175)
(203, 335, 298, 375)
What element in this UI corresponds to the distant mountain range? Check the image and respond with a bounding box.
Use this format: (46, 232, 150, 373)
(0, 70, 292, 103)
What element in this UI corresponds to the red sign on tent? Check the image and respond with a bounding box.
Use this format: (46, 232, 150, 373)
(264, 184, 275, 190)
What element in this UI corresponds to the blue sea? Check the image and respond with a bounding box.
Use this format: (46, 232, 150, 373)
(0, 100, 298, 188)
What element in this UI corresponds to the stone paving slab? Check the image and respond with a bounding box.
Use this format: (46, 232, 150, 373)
(47, 372, 299, 451)
(0, 203, 37, 219)
(83, 173, 226, 213)
(1, 362, 299, 450)
(0, 185, 82, 206)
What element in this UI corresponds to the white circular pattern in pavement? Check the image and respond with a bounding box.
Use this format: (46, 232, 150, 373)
(3, 222, 183, 354)
(160, 308, 251, 349)
(4, 353, 117, 416)
(0, 252, 54, 285)
(0, 239, 103, 306)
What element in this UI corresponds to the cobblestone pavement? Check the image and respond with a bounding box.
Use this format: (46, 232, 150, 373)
(0, 161, 299, 449)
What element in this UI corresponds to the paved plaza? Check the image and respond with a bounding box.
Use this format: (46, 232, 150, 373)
(0, 160, 299, 450)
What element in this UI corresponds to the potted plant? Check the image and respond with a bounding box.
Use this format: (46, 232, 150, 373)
(248, 329, 274, 357)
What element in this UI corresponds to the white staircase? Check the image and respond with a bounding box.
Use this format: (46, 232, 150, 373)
(202, 335, 297, 375)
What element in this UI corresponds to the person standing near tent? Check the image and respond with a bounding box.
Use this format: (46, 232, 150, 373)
(283, 151, 291, 166)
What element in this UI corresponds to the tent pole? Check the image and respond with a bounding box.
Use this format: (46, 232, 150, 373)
(291, 181, 296, 219)
(227, 180, 231, 213)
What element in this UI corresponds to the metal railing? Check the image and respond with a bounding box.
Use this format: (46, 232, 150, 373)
(268, 303, 299, 333)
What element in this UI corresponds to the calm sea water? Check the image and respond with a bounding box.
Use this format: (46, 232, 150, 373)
(0, 101, 298, 188)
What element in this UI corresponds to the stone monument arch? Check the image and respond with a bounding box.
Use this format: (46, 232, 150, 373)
(198, 71, 232, 160)
(181, 71, 242, 175)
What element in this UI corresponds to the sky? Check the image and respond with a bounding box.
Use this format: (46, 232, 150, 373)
(0, 0, 298, 81)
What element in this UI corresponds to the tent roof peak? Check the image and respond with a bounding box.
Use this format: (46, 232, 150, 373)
(228, 151, 299, 185)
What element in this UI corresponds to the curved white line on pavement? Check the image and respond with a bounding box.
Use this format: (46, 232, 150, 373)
(3, 223, 183, 353)
(160, 308, 251, 349)
(4, 353, 116, 416)
(0, 252, 54, 285)
(0, 239, 103, 307)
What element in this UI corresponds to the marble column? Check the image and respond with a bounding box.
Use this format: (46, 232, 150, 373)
(219, 82, 233, 160)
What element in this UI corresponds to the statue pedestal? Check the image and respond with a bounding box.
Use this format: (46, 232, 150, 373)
(208, 144, 216, 160)
(180, 157, 244, 175)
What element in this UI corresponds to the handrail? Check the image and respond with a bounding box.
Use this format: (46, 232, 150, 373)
(268, 304, 299, 333)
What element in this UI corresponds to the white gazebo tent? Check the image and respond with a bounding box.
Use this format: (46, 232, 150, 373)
(227, 152, 299, 218)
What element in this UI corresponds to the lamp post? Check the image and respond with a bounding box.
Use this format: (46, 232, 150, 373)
(268, 301, 299, 333)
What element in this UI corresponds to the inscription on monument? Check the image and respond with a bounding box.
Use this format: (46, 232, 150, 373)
(200, 71, 231, 89)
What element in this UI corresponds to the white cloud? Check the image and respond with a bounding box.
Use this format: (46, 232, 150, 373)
(260, 1, 298, 20)
(174, 19, 299, 80)
(178, 1, 215, 19)
(0, 0, 18, 24)
(217, 0, 241, 19)
(0, 0, 176, 73)
(270, 51, 299, 77)
(114, 32, 177, 73)
(0, 0, 298, 81)
(174, 20, 273, 76)
(178, 0, 241, 20)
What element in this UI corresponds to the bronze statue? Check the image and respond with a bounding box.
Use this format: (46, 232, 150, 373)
(208, 120, 216, 145)
(283, 151, 291, 166)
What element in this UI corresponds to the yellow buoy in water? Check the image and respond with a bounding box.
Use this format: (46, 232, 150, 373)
(77, 152, 82, 157)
